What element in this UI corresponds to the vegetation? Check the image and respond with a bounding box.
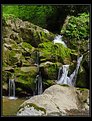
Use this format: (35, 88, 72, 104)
(2, 5, 90, 98)
(2, 5, 89, 33)
(38, 41, 74, 64)
(61, 12, 89, 41)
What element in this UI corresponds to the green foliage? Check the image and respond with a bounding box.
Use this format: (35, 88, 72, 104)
(38, 41, 72, 64)
(2, 5, 18, 21)
(2, 5, 89, 33)
(2, 5, 55, 29)
(61, 13, 89, 40)
(21, 42, 33, 53)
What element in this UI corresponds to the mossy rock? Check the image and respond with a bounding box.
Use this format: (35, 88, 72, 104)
(3, 46, 10, 65)
(60, 84, 69, 87)
(20, 42, 34, 53)
(76, 66, 87, 88)
(18, 103, 46, 114)
(38, 41, 72, 64)
(2, 70, 12, 84)
(43, 80, 56, 90)
(10, 33, 23, 44)
(76, 87, 89, 103)
(3, 46, 21, 66)
(14, 66, 38, 92)
(40, 62, 59, 80)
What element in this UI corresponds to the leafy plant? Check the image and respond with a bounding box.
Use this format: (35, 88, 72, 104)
(61, 12, 89, 41)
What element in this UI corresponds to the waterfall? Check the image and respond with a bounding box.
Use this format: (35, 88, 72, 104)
(35, 51, 39, 66)
(35, 72, 43, 95)
(34, 51, 43, 95)
(53, 35, 67, 47)
(57, 65, 69, 85)
(57, 67, 63, 81)
(57, 55, 83, 86)
(8, 79, 17, 99)
(69, 55, 83, 86)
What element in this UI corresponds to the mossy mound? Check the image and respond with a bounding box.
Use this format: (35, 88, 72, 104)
(38, 41, 75, 64)
(18, 103, 46, 114)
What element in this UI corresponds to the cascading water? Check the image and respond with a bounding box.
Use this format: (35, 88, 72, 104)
(34, 51, 43, 95)
(57, 55, 83, 86)
(57, 67, 63, 81)
(35, 72, 43, 95)
(35, 51, 39, 66)
(69, 55, 83, 86)
(8, 79, 17, 99)
(57, 65, 69, 85)
(53, 35, 67, 47)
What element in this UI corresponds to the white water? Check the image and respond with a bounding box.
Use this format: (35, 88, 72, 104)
(35, 72, 43, 95)
(57, 65, 69, 85)
(57, 67, 62, 81)
(34, 51, 39, 66)
(69, 55, 83, 86)
(8, 79, 17, 99)
(53, 35, 67, 47)
(57, 55, 83, 86)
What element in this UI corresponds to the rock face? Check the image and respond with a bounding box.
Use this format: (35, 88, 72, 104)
(2, 17, 55, 96)
(2, 16, 89, 97)
(17, 85, 89, 116)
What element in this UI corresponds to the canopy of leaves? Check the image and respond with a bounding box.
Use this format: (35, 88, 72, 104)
(2, 5, 90, 33)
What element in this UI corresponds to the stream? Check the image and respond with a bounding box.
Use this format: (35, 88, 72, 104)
(2, 96, 27, 116)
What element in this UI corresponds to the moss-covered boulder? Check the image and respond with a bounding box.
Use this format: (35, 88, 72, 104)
(38, 41, 77, 64)
(3, 17, 55, 47)
(40, 62, 60, 80)
(14, 66, 38, 96)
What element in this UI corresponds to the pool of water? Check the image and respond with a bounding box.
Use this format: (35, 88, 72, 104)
(2, 96, 27, 116)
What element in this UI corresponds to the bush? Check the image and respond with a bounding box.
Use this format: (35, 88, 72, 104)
(61, 13, 89, 41)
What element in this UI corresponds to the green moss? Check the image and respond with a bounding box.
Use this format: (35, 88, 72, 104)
(38, 41, 72, 64)
(76, 87, 88, 91)
(60, 84, 69, 87)
(43, 80, 56, 87)
(18, 103, 46, 114)
(47, 64, 58, 79)
(21, 42, 33, 53)
(14, 67, 37, 91)
(3, 13, 17, 21)
(2, 70, 12, 83)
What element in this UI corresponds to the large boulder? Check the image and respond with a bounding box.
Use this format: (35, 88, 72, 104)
(3, 17, 55, 47)
(17, 85, 89, 116)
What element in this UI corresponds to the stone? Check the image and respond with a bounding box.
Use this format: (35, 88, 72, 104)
(17, 85, 89, 116)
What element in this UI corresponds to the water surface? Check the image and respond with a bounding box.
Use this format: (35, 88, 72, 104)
(2, 96, 26, 116)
